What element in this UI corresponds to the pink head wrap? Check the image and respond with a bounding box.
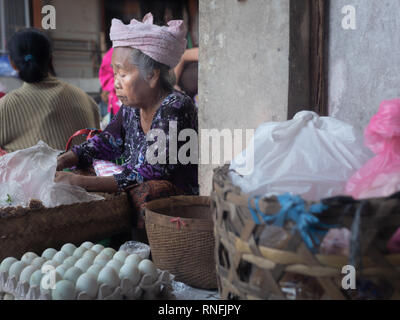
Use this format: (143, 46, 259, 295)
(99, 48, 120, 115)
(109, 13, 187, 68)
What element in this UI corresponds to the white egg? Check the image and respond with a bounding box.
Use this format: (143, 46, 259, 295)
(61, 261, 73, 271)
(74, 258, 92, 272)
(113, 251, 128, 263)
(21, 252, 38, 265)
(3, 293, 14, 300)
(31, 257, 46, 270)
(86, 264, 103, 279)
(29, 269, 44, 287)
(82, 250, 97, 262)
(52, 251, 68, 264)
(76, 273, 98, 298)
(94, 253, 111, 264)
(125, 254, 141, 267)
(52, 280, 76, 300)
(40, 272, 62, 292)
(73, 247, 87, 259)
(41, 248, 57, 260)
(19, 265, 38, 284)
(61, 243, 77, 256)
(9, 261, 27, 280)
(91, 244, 105, 253)
(42, 260, 60, 268)
(64, 267, 83, 284)
(98, 266, 120, 288)
(138, 259, 158, 282)
(106, 259, 122, 273)
(63, 256, 78, 267)
(80, 241, 94, 249)
(55, 265, 68, 277)
(119, 264, 140, 286)
(100, 247, 116, 259)
(0, 257, 18, 273)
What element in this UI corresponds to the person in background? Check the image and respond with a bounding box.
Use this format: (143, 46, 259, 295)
(99, 47, 122, 121)
(0, 28, 100, 152)
(174, 47, 198, 103)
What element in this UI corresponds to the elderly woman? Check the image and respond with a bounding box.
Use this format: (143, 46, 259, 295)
(56, 14, 198, 230)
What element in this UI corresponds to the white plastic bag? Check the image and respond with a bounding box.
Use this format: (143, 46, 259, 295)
(230, 111, 373, 201)
(0, 141, 103, 208)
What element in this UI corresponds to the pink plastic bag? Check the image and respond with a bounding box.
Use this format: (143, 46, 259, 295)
(345, 99, 400, 199)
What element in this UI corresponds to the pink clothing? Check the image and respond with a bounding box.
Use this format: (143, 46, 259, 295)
(346, 99, 400, 199)
(109, 13, 187, 68)
(99, 48, 120, 115)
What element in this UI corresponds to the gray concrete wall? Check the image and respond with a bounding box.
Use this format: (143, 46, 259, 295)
(327, 0, 400, 132)
(198, 0, 290, 196)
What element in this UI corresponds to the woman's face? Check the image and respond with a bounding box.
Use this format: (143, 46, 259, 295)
(111, 47, 151, 107)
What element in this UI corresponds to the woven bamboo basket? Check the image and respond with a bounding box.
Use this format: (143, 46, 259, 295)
(145, 196, 217, 290)
(0, 193, 132, 261)
(211, 165, 400, 300)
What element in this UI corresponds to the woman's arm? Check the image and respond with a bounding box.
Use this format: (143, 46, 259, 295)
(174, 48, 199, 88)
(54, 171, 119, 193)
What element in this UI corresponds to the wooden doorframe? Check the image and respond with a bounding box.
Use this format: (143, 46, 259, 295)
(288, 0, 329, 119)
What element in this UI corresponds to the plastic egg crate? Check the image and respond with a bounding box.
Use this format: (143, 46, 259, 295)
(0, 242, 174, 300)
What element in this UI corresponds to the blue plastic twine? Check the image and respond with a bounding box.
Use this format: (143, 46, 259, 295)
(248, 193, 338, 253)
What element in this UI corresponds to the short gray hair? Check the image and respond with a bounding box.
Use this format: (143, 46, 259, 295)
(130, 48, 176, 92)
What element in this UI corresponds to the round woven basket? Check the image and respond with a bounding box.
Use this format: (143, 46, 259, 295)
(144, 196, 217, 290)
(211, 165, 400, 300)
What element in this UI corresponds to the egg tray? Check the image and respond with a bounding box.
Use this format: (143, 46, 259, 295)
(0, 269, 174, 300)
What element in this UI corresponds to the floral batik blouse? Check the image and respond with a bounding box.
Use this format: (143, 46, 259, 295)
(72, 90, 199, 195)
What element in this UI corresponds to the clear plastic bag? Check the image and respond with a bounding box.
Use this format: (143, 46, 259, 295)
(0, 141, 103, 208)
(230, 111, 372, 201)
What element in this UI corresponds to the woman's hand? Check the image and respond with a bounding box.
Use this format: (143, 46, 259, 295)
(54, 171, 81, 186)
(57, 151, 79, 171)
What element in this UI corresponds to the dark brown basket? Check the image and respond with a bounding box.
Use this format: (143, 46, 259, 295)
(0, 193, 132, 260)
(211, 165, 400, 300)
(144, 196, 217, 290)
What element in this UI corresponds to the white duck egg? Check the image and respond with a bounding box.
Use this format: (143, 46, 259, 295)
(125, 254, 141, 267)
(64, 267, 83, 284)
(138, 259, 158, 282)
(52, 280, 76, 300)
(55, 265, 68, 277)
(82, 250, 97, 262)
(86, 264, 103, 279)
(41, 248, 57, 260)
(40, 272, 62, 293)
(80, 241, 94, 250)
(100, 247, 116, 259)
(31, 257, 46, 270)
(29, 269, 44, 287)
(52, 251, 68, 264)
(94, 253, 111, 264)
(9, 261, 27, 280)
(21, 252, 38, 265)
(76, 273, 98, 299)
(0, 257, 18, 273)
(106, 259, 122, 273)
(19, 265, 37, 284)
(63, 256, 78, 267)
(42, 260, 60, 268)
(113, 251, 128, 263)
(3, 293, 14, 300)
(73, 247, 87, 259)
(119, 264, 140, 286)
(98, 266, 120, 288)
(91, 244, 105, 253)
(61, 243, 77, 256)
(74, 258, 92, 272)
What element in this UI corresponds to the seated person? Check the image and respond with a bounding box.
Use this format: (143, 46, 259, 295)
(56, 13, 199, 232)
(0, 28, 100, 152)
